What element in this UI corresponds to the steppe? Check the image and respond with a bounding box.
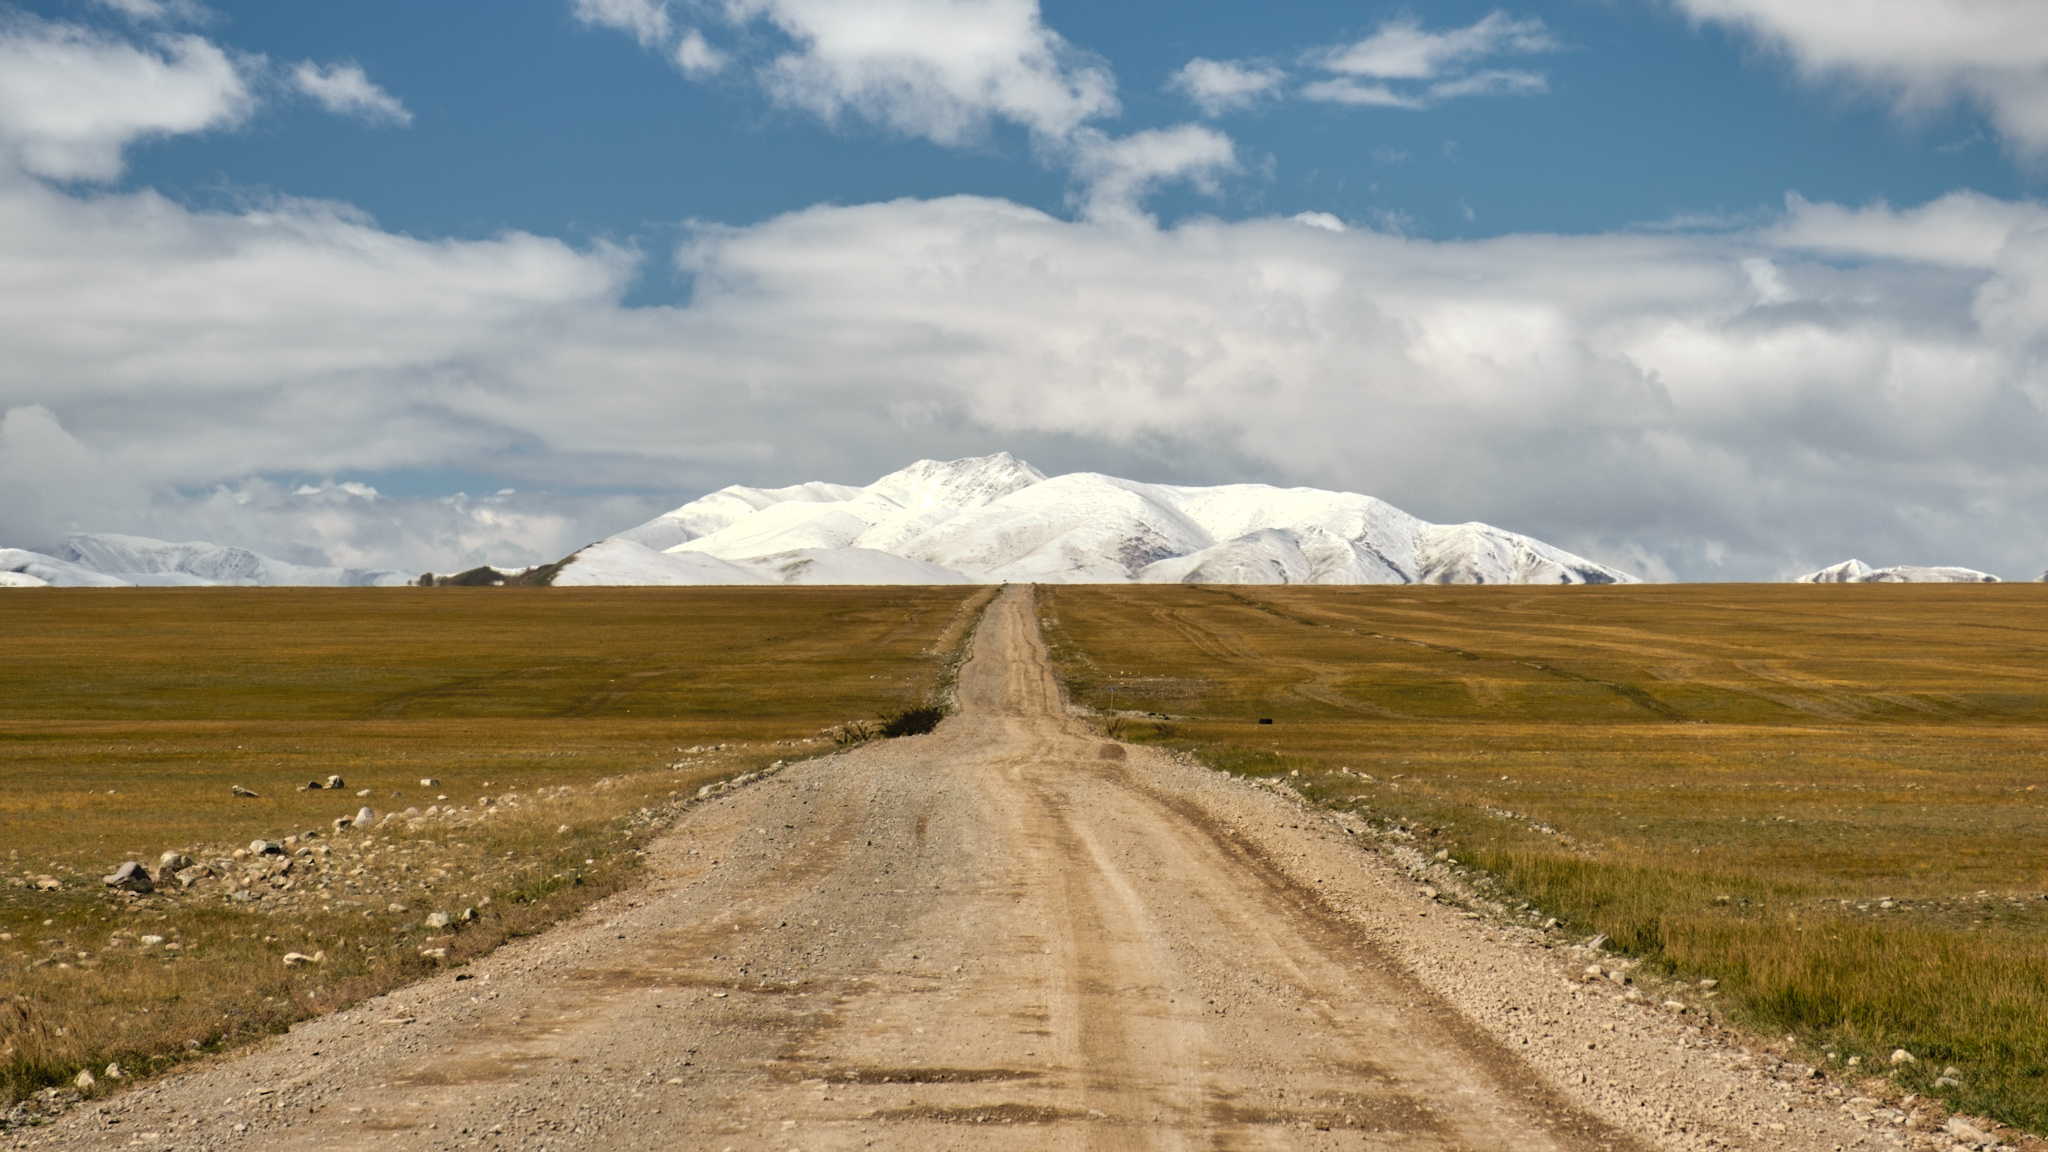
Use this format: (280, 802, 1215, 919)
(3, 581, 2043, 1152)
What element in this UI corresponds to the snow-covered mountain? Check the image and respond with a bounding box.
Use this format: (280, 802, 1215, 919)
(1795, 559, 2001, 584)
(563, 453, 1638, 586)
(0, 534, 412, 587)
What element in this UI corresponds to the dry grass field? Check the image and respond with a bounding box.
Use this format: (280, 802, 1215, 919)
(1038, 582, 2048, 1133)
(0, 586, 990, 1111)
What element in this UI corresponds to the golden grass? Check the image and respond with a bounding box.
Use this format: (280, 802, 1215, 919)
(0, 586, 991, 1109)
(1037, 582, 2048, 1131)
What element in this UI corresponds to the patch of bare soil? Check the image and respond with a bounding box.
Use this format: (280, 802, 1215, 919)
(25, 587, 1887, 1151)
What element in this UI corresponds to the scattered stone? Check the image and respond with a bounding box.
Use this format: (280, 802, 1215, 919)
(173, 864, 212, 888)
(1698, 978, 1719, 990)
(102, 861, 154, 893)
(356, 789, 373, 797)
(103, 1064, 123, 1079)
(1943, 1065, 1964, 1078)
(139, 935, 164, 947)
(458, 907, 478, 923)
(281, 952, 317, 967)
(420, 777, 440, 788)
(1584, 965, 1604, 979)
(1662, 1000, 1688, 1013)
(352, 807, 377, 830)
(426, 912, 452, 929)
(73, 1070, 95, 1091)
(420, 947, 448, 960)
(35, 878, 61, 890)
(302, 780, 324, 791)
(1890, 1048, 1916, 1065)
(230, 785, 259, 798)
(1606, 969, 1631, 985)
(387, 904, 408, 914)
(326, 775, 346, 790)
(251, 839, 284, 856)
(158, 851, 191, 872)
(557, 824, 571, 834)
(1946, 1117, 1993, 1145)
(1936, 1075, 1962, 1089)
(1585, 934, 1610, 951)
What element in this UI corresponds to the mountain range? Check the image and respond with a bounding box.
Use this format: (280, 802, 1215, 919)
(552, 453, 1637, 586)
(6, 455, 2035, 587)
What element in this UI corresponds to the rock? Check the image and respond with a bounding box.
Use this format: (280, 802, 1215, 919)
(231, 785, 259, 798)
(158, 851, 192, 871)
(1891, 1048, 1916, 1065)
(140, 935, 164, 947)
(323, 775, 345, 789)
(35, 877, 62, 890)
(426, 911, 452, 929)
(356, 788, 372, 797)
(352, 807, 376, 830)
(104, 1063, 123, 1079)
(419, 777, 440, 787)
(1936, 1076, 1962, 1088)
(173, 864, 211, 888)
(458, 907, 478, 923)
(387, 903, 408, 914)
(402, 806, 421, 818)
(1584, 965, 1604, 979)
(251, 839, 284, 856)
(1606, 969, 1631, 985)
(1946, 1117, 1992, 1145)
(1662, 1000, 1688, 1013)
(1944, 1065, 1964, 1078)
(1698, 978, 1719, 990)
(73, 1070, 95, 1090)
(1585, 934, 1610, 951)
(102, 861, 154, 893)
(420, 947, 448, 960)
(303, 780, 323, 790)
(281, 952, 317, 966)
(557, 824, 571, 834)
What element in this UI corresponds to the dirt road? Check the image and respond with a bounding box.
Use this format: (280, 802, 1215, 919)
(31, 587, 1876, 1151)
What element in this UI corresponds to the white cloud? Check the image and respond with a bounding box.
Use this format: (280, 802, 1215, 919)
(0, 17, 253, 181)
(1168, 57, 1285, 117)
(5, 153, 2048, 578)
(732, 0, 1118, 145)
(1301, 11, 1557, 109)
(1672, 0, 2048, 159)
(1067, 124, 1236, 223)
(290, 61, 412, 127)
(675, 28, 727, 77)
(86, 0, 212, 23)
(571, 0, 673, 48)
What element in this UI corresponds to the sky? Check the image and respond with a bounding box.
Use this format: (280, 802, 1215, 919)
(1, 0, 2046, 580)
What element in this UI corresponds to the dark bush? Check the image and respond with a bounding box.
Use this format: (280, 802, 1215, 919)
(880, 705, 946, 738)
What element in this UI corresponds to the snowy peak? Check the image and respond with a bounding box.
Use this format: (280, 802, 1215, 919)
(865, 452, 1046, 511)
(0, 533, 412, 587)
(1796, 559, 2000, 583)
(560, 455, 1639, 586)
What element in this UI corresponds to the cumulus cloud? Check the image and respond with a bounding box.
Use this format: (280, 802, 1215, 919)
(1672, 0, 2048, 159)
(1067, 124, 1237, 223)
(290, 61, 412, 126)
(731, 0, 1117, 146)
(4, 145, 2048, 578)
(1168, 57, 1285, 117)
(571, 0, 673, 48)
(1300, 11, 1557, 108)
(675, 28, 727, 77)
(0, 16, 253, 180)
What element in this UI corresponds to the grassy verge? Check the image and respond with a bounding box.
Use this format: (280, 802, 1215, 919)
(0, 586, 986, 1115)
(1038, 582, 2048, 1133)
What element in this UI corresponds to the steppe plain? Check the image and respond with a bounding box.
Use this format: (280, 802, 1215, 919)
(2, 581, 2044, 1151)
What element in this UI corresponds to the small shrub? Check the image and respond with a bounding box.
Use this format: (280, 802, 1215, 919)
(880, 706, 945, 738)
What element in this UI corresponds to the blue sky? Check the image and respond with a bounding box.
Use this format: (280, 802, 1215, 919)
(83, 0, 2031, 253)
(2, 0, 2047, 579)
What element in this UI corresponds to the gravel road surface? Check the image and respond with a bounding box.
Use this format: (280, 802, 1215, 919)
(26, 586, 1880, 1151)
